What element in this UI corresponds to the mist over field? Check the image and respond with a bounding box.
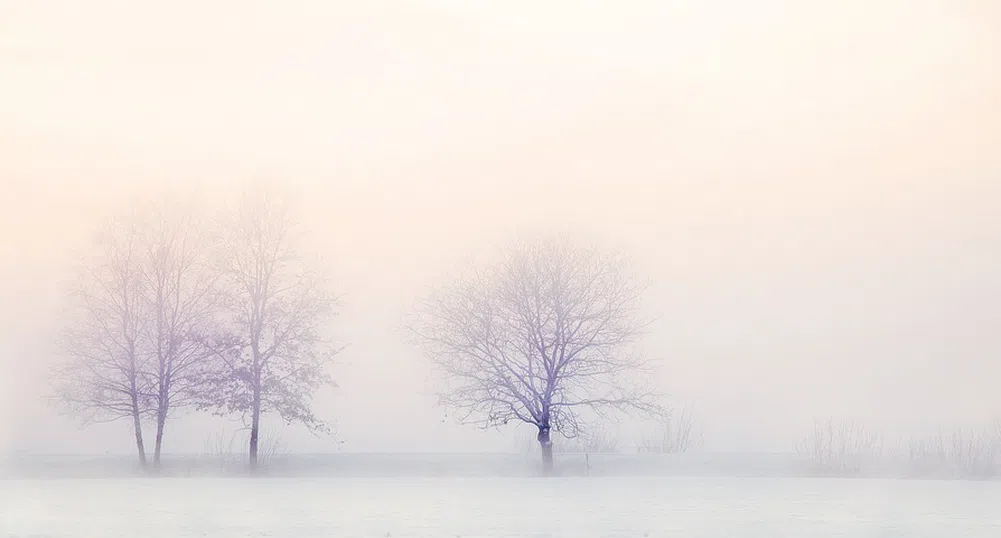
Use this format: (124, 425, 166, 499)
(2, 0, 1000, 535)
(1, 3, 1001, 534)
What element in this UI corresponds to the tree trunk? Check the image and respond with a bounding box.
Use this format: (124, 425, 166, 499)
(538, 425, 554, 475)
(153, 412, 166, 469)
(130, 398, 147, 469)
(249, 392, 261, 470)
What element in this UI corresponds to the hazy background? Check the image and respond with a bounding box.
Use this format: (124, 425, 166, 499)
(1, 0, 999, 456)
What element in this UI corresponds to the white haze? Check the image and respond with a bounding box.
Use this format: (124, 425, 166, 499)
(1, 0, 999, 456)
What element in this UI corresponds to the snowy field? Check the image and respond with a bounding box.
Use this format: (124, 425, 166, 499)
(3, 475, 1001, 538)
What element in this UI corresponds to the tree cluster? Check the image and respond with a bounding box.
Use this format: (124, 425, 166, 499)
(53, 187, 664, 475)
(52, 187, 338, 471)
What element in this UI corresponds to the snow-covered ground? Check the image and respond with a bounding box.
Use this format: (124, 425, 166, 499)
(3, 475, 1001, 537)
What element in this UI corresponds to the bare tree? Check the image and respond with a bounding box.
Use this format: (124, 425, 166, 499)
(51, 201, 221, 469)
(409, 235, 661, 474)
(197, 186, 338, 470)
(137, 205, 219, 467)
(795, 418, 882, 476)
(639, 404, 703, 453)
(52, 216, 152, 467)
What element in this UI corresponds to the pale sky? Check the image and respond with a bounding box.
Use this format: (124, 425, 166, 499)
(1, 0, 999, 454)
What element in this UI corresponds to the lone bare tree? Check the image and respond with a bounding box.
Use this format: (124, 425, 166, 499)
(53, 216, 152, 467)
(409, 236, 661, 474)
(197, 185, 338, 469)
(137, 205, 219, 467)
